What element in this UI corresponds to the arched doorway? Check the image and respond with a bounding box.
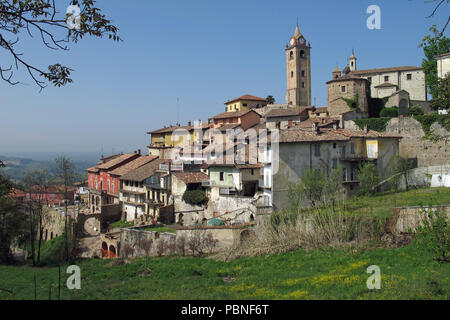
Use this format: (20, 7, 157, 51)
(101, 242, 108, 257)
(109, 245, 116, 258)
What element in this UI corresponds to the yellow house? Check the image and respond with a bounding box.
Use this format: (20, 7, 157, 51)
(224, 94, 267, 112)
(148, 122, 209, 148)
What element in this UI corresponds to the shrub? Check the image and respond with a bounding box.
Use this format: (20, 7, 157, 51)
(354, 117, 391, 132)
(122, 243, 135, 258)
(138, 238, 153, 256)
(356, 162, 380, 196)
(408, 105, 425, 116)
(415, 207, 449, 263)
(379, 107, 399, 118)
(182, 189, 206, 206)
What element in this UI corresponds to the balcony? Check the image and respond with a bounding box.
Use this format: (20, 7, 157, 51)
(341, 154, 376, 162)
(258, 179, 271, 189)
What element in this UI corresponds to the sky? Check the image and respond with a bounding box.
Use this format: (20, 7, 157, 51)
(0, 0, 448, 155)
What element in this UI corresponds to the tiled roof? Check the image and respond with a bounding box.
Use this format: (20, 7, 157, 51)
(86, 165, 100, 173)
(96, 153, 140, 170)
(326, 74, 368, 84)
(314, 107, 328, 113)
(266, 107, 309, 118)
(120, 158, 163, 182)
(374, 82, 398, 88)
(225, 94, 266, 105)
(148, 123, 209, 134)
(279, 127, 402, 143)
(212, 110, 256, 120)
(351, 66, 422, 75)
(109, 156, 158, 176)
(172, 172, 209, 184)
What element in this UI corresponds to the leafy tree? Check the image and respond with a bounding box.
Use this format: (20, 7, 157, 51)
(415, 207, 449, 263)
(356, 162, 379, 196)
(430, 74, 450, 110)
(266, 95, 275, 104)
(380, 107, 399, 118)
(0, 0, 120, 90)
(182, 189, 206, 206)
(420, 25, 450, 103)
(0, 170, 28, 264)
(55, 156, 76, 261)
(408, 105, 425, 116)
(393, 156, 415, 191)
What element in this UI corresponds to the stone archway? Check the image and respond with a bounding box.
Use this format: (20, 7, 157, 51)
(109, 245, 116, 258)
(101, 242, 108, 257)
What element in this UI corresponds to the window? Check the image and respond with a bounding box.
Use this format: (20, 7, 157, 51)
(351, 143, 355, 154)
(289, 51, 294, 60)
(251, 169, 254, 175)
(301, 70, 305, 77)
(314, 144, 321, 157)
(341, 85, 346, 92)
(332, 158, 338, 169)
(300, 50, 305, 58)
(243, 103, 247, 107)
(302, 82, 305, 88)
(407, 73, 412, 80)
(368, 76, 372, 83)
(384, 76, 389, 82)
(219, 172, 224, 181)
(291, 71, 294, 78)
(333, 143, 337, 149)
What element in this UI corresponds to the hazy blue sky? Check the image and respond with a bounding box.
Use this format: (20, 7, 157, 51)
(0, 0, 448, 155)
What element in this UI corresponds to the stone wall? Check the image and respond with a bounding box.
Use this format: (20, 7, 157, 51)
(345, 117, 450, 168)
(41, 207, 66, 241)
(390, 205, 450, 234)
(119, 227, 176, 258)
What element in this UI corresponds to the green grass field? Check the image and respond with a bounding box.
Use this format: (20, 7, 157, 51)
(0, 241, 448, 300)
(1, 187, 448, 300)
(344, 187, 450, 217)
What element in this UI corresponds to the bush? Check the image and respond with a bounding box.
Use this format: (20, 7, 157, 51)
(182, 189, 206, 206)
(354, 117, 391, 132)
(408, 105, 425, 116)
(415, 208, 449, 263)
(380, 107, 399, 118)
(357, 162, 380, 196)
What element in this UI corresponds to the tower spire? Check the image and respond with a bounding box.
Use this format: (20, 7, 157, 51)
(294, 20, 301, 39)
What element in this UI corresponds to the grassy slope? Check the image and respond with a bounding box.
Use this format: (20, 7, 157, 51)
(0, 242, 448, 300)
(345, 187, 450, 217)
(1, 187, 449, 300)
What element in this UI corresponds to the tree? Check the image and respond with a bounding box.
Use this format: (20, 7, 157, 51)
(424, 0, 450, 35)
(0, 0, 120, 90)
(266, 95, 275, 104)
(420, 25, 450, 103)
(379, 107, 399, 118)
(393, 156, 415, 191)
(430, 74, 450, 110)
(407, 105, 425, 116)
(55, 156, 76, 261)
(22, 169, 50, 265)
(0, 169, 28, 264)
(356, 162, 379, 196)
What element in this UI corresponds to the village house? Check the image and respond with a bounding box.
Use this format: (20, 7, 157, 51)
(272, 123, 402, 210)
(224, 94, 267, 112)
(86, 152, 141, 213)
(436, 52, 450, 79)
(265, 107, 310, 130)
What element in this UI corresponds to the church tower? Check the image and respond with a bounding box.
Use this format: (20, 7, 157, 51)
(286, 24, 311, 106)
(349, 50, 357, 72)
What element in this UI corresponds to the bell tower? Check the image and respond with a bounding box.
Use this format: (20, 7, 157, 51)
(349, 50, 357, 72)
(286, 24, 311, 106)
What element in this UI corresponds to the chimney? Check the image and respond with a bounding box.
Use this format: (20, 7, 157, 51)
(312, 122, 320, 134)
(188, 121, 191, 127)
(138, 149, 141, 155)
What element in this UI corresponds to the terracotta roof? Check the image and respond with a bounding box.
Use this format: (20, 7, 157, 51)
(351, 66, 422, 75)
(86, 165, 100, 173)
(327, 74, 368, 84)
(225, 94, 266, 105)
(172, 172, 209, 184)
(314, 107, 328, 113)
(148, 123, 209, 134)
(9, 188, 26, 198)
(279, 127, 402, 143)
(374, 82, 398, 88)
(120, 158, 163, 182)
(266, 107, 309, 118)
(109, 156, 158, 176)
(212, 110, 256, 120)
(217, 123, 242, 131)
(96, 153, 140, 170)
